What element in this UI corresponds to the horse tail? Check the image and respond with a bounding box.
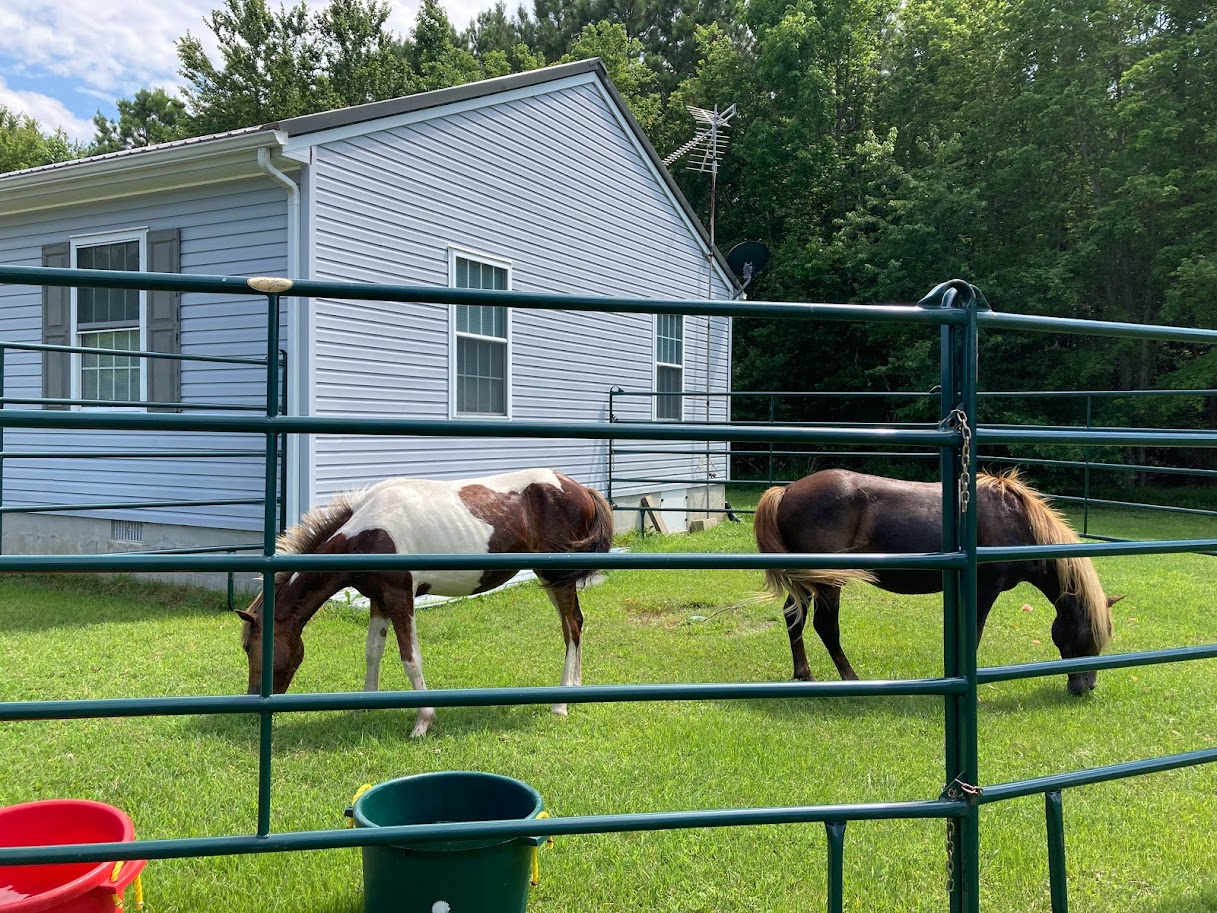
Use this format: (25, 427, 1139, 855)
(542, 483, 615, 589)
(979, 470, 1113, 650)
(753, 485, 875, 624)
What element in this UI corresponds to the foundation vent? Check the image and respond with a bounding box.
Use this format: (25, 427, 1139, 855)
(110, 520, 144, 543)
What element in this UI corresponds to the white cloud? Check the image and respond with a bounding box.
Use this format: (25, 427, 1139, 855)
(0, 0, 510, 142)
(0, 76, 96, 142)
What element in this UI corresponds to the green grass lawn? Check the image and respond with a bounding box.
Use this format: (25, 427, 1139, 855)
(1, 500, 1215, 912)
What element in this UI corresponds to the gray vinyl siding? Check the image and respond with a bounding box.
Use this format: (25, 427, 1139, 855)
(310, 78, 731, 502)
(0, 178, 288, 531)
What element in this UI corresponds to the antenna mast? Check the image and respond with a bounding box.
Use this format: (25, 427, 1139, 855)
(663, 102, 737, 526)
(663, 103, 737, 290)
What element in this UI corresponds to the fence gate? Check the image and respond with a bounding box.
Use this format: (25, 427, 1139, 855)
(1, 266, 1215, 913)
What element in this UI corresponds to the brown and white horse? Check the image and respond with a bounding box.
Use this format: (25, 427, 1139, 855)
(237, 469, 614, 737)
(755, 469, 1120, 695)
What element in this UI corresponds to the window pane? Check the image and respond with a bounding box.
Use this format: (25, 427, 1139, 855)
(77, 241, 140, 327)
(457, 336, 507, 415)
(80, 329, 139, 404)
(456, 257, 508, 292)
(657, 314, 683, 365)
(455, 304, 506, 340)
(657, 365, 682, 420)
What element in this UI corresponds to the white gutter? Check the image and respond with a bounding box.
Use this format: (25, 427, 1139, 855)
(256, 146, 305, 525)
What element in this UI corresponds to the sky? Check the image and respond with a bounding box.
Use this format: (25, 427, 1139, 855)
(0, 0, 496, 144)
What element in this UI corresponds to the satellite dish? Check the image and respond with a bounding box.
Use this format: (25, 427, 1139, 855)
(725, 241, 770, 290)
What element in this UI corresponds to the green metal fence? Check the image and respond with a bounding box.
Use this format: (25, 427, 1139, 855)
(1, 267, 1215, 913)
(606, 387, 1217, 541)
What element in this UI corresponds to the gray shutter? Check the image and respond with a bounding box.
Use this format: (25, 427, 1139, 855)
(147, 229, 181, 412)
(41, 242, 71, 410)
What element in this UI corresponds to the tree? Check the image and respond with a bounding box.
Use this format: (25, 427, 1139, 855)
(561, 22, 662, 131)
(177, 0, 331, 133)
(317, 0, 416, 104)
(0, 107, 77, 173)
(408, 0, 483, 90)
(90, 89, 188, 154)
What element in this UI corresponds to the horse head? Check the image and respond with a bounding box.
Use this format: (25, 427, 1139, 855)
(1051, 591, 1122, 696)
(235, 584, 305, 695)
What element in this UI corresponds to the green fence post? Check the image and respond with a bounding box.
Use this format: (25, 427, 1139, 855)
(227, 550, 236, 612)
(0, 344, 5, 555)
(928, 280, 982, 913)
(768, 395, 776, 485)
(958, 287, 981, 913)
(279, 348, 289, 534)
(257, 292, 283, 838)
(1045, 791, 1068, 912)
(825, 820, 846, 913)
(1082, 396, 1093, 536)
(608, 387, 617, 507)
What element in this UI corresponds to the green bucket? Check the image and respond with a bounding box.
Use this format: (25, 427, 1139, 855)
(349, 771, 547, 913)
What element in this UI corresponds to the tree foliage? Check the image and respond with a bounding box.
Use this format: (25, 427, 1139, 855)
(9, 0, 1214, 477)
(0, 107, 77, 173)
(90, 89, 188, 154)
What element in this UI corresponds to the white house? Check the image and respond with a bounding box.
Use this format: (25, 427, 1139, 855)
(0, 59, 734, 584)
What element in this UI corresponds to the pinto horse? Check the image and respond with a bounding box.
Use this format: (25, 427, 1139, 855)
(237, 469, 614, 737)
(754, 469, 1120, 695)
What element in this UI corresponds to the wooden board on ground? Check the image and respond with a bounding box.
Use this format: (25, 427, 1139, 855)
(639, 494, 669, 534)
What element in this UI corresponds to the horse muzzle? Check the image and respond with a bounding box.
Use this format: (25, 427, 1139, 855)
(1066, 670, 1098, 695)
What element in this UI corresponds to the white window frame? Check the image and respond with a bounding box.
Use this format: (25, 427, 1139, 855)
(653, 313, 685, 421)
(448, 246, 513, 419)
(69, 228, 149, 412)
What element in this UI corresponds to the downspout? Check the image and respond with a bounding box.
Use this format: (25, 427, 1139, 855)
(257, 146, 304, 525)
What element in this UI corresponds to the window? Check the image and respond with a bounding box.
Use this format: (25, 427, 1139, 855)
(655, 313, 684, 420)
(72, 233, 146, 405)
(451, 252, 510, 416)
(43, 229, 180, 412)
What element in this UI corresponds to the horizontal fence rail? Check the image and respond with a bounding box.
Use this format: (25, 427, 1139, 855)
(1, 266, 1215, 913)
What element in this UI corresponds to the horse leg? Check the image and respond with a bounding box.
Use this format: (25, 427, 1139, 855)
(974, 580, 1003, 646)
(783, 595, 815, 682)
(363, 601, 389, 693)
(379, 582, 435, 738)
(543, 582, 584, 716)
(811, 587, 858, 681)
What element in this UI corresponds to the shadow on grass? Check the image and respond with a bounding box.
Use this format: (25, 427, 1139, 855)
(742, 675, 1088, 723)
(741, 690, 943, 722)
(0, 573, 227, 633)
(186, 700, 546, 750)
(978, 683, 1099, 714)
(1148, 885, 1217, 913)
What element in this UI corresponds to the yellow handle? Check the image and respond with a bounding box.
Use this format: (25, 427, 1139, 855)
(346, 784, 374, 827)
(530, 811, 552, 887)
(108, 865, 144, 911)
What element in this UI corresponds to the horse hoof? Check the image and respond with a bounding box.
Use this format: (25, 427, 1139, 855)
(410, 710, 436, 738)
(551, 703, 569, 717)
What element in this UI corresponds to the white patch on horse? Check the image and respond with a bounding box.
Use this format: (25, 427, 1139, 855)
(474, 467, 562, 495)
(337, 470, 563, 597)
(363, 616, 388, 691)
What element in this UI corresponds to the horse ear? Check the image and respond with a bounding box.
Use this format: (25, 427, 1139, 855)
(235, 609, 260, 626)
(1107, 594, 1126, 607)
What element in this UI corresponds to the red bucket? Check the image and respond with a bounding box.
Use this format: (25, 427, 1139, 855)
(0, 800, 145, 913)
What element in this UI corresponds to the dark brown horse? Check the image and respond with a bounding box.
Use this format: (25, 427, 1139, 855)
(237, 469, 614, 736)
(754, 469, 1119, 695)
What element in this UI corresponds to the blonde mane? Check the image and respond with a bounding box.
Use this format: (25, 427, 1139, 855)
(978, 469, 1112, 649)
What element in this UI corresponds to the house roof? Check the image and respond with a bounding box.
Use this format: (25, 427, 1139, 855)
(0, 59, 737, 287)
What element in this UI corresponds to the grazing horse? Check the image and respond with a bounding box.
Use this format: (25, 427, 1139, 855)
(237, 469, 614, 737)
(754, 469, 1120, 695)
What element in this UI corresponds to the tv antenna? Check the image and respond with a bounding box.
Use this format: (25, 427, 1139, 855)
(664, 103, 738, 512)
(663, 104, 737, 268)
